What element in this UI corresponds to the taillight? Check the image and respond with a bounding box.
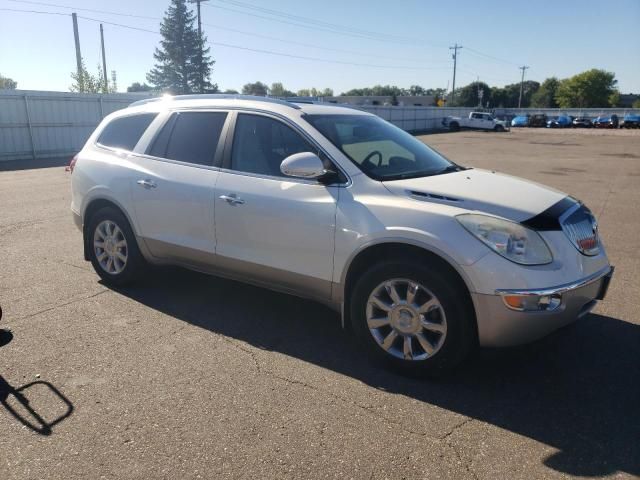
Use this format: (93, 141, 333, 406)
(66, 154, 78, 173)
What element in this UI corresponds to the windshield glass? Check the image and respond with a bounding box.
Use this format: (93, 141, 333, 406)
(304, 114, 456, 181)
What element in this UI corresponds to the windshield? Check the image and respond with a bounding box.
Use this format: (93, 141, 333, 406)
(304, 114, 457, 181)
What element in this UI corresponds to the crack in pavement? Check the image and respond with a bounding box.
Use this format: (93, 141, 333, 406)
(220, 336, 482, 478)
(441, 417, 479, 480)
(218, 336, 456, 441)
(14, 289, 111, 321)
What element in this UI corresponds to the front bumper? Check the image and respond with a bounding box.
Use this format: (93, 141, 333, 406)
(473, 266, 614, 347)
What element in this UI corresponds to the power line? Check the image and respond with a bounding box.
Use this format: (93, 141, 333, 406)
(1, 8, 454, 72)
(5, 0, 450, 65)
(6, 0, 159, 20)
(464, 46, 521, 67)
(210, 0, 442, 46)
(203, 2, 446, 47)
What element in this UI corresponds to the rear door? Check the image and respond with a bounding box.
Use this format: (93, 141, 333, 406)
(129, 110, 229, 265)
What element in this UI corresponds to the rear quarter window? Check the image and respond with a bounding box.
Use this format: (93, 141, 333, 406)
(97, 113, 157, 151)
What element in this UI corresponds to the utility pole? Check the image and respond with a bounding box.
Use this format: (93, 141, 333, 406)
(71, 13, 83, 92)
(518, 65, 530, 108)
(449, 43, 462, 103)
(100, 24, 108, 93)
(190, 0, 209, 93)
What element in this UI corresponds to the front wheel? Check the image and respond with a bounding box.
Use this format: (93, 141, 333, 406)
(494, 124, 505, 132)
(87, 206, 145, 286)
(350, 261, 476, 376)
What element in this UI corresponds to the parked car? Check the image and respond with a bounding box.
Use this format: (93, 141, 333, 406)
(572, 117, 593, 128)
(621, 113, 640, 128)
(442, 112, 508, 132)
(593, 115, 619, 128)
(69, 95, 613, 374)
(511, 115, 529, 127)
(528, 113, 547, 127)
(593, 116, 610, 128)
(547, 115, 573, 128)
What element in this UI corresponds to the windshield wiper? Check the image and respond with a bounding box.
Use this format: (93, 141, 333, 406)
(436, 164, 467, 174)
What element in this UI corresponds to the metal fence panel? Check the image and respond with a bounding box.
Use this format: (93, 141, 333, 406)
(0, 89, 152, 161)
(1, 89, 639, 162)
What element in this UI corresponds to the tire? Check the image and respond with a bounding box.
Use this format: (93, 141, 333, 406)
(494, 124, 505, 132)
(86, 206, 145, 286)
(350, 260, 476, 376)
(449, 122, 460, 132)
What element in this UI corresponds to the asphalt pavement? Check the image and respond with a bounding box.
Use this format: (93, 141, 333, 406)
(1, 128, 638, 479)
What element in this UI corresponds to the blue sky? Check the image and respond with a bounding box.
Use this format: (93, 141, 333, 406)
(1, 0, 639, 94)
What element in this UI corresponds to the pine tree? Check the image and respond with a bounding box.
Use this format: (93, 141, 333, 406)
(147, 0, 215, 94)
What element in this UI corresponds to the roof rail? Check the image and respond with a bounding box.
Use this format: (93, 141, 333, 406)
(129, 94, 301, 109)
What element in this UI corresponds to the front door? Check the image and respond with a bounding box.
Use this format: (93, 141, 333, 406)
(213, 112, 339, 300)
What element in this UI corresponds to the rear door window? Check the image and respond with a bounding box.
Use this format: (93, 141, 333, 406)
(148, 111, 227, 166)
(97, 113, 157, 151)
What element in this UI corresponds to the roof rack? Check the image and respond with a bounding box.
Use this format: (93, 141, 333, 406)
(129, 94, 301, 109)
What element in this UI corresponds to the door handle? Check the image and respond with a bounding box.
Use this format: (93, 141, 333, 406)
(136, 179, 157, 189)
(219, 194, 245, 205)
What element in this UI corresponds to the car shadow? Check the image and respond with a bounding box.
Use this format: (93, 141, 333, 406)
(109, 267, 639, 477)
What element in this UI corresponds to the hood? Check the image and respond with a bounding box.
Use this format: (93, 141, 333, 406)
(382, 168, 566, 222)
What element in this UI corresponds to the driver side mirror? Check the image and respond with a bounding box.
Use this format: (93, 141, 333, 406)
(280, 152, 328, 180)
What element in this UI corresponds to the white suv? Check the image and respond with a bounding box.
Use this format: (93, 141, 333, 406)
(70, 95, 613, 374)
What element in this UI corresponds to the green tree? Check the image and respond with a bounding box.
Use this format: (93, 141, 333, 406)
(241, 81, 268, 96)
(408, 85, 425, 96)
(127, 82, 154, 92)
(147, 0, 215, 94)
(297, 87, 333, 97)
(269, 82, 296, 97)
(0, 73, 17, 90)
(490, 81, 539, 107)
(451, 81, 491, 107)
(531, 77, 560, 108)
(222, 88, 239, 94)
(555, 69, 617, 108)
(70, 62, 116, 93)
(633, 99, 640, 109)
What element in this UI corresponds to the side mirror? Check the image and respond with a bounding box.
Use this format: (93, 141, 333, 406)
(280, 152, 327, 180)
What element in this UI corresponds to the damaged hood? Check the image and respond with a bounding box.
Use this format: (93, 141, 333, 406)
(382, 168, 566, 222)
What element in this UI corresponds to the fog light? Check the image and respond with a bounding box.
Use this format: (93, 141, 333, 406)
(502, 294, 562, 312)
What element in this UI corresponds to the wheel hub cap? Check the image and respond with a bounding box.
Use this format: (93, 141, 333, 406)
(366, 278, 447, 361)
(93, 220, 128, 275)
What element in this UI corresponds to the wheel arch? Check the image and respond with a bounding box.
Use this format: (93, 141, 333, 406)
(82, 197, 142, 262)
(338, 241, 477, 335)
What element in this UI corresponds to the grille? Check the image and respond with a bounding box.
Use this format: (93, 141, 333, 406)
(561, 205, 599, 256)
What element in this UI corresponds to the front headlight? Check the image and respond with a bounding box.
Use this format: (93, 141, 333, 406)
(457, 214, 552, 265)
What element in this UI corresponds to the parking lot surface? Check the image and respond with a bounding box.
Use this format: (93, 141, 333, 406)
(1, 128, 639, 479)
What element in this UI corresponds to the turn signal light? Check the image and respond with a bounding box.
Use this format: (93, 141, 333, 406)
(502, 294, 562, 312)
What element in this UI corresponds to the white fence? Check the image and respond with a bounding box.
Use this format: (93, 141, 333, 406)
(1, 89, 638, 163)
(0, 90, 152, 161)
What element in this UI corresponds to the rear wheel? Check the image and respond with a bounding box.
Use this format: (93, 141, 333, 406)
(449, 122, 460, 132)
(350, 260, 476, 376)
(87, 206, 144, 286)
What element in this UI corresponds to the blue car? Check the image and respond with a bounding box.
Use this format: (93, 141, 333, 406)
(511, 115, 529, 127)
(622, 113, 640, 128)
(547, 115, 572, 128)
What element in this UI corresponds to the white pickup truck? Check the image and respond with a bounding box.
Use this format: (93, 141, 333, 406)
(442, 112, 508, 132)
